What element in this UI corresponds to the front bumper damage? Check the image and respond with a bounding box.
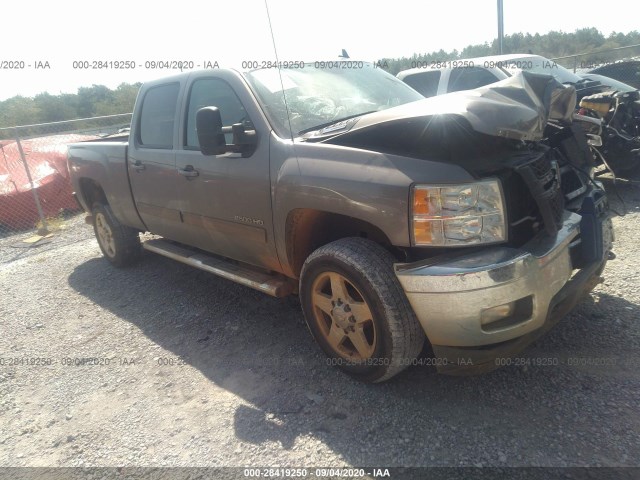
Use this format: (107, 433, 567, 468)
(395, 210, 613, 375)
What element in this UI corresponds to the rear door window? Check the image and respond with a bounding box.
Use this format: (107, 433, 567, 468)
(447, 67, 500, 92)
(402, 71, 441, 97)
(137, 83, 180, 149)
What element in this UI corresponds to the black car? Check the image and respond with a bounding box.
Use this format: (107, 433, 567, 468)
(578, 73, 636, 93)
(588, 61, 640, 90)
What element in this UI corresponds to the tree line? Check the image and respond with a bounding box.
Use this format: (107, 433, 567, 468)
(381, 28, 640, 75)
(0, 83, 141, 130)
(1, 28, 639, 129)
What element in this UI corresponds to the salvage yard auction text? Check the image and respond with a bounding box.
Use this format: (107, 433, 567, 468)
(243, 468, 391, 477)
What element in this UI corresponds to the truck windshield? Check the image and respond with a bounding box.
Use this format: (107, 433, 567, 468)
(244, 62, 423, 138)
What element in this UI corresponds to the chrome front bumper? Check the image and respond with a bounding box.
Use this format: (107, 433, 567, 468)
(395, 212, 590, 349)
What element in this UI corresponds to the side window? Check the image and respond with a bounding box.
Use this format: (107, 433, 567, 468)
(447, 67, 500, 93)
(138, 83, 180, 149)
(403, 71, 441, 97)
(185, 78, 252, 149)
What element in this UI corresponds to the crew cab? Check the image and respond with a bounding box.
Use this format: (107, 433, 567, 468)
(68, 62, 613, 382)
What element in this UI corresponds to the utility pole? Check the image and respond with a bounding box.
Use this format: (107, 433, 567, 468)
(497, 0, 504, 55)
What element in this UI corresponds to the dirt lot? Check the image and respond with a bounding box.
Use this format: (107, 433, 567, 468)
(0, 174, 639, 477)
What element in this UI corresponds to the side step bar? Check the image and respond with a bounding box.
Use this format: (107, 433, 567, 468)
(142, 239, 294, 298)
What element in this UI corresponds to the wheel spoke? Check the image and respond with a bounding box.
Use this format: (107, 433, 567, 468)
(348, 327, 374, 359)
(329, 272, 350, 302)
(312, 291, 333, 316)
(96, 213, 115, 257)
(327, 324, 346, 350)
(349, 301, 373, 324)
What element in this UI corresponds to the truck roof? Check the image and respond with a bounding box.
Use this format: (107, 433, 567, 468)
(141, 68, 242, 88)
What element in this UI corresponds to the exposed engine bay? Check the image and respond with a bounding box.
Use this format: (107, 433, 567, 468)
(578, 89, 640, 174)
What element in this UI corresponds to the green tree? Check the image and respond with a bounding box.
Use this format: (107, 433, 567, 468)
(94, 83, 140, 116)
(76, 85, 115, 118)
(0, 96, 40, 129)
(33, 93, 77, 123)
(379, 28, 640, 76)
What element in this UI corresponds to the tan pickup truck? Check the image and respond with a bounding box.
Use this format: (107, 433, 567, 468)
(68, 62, 613, 382)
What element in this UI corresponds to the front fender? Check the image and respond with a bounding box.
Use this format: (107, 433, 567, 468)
(270, 137, 475, 276)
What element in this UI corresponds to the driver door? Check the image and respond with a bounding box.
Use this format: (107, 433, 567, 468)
(174, 75, 277, 270)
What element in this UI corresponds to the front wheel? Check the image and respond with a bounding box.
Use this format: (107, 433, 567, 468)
(92, 203, 141, 267)
(300, 238, 424, 383)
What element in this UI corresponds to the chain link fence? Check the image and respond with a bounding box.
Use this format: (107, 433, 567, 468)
(551, 44, 640, 89)
(0, 114, 131, 238)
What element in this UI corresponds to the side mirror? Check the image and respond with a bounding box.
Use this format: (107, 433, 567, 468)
(196, 107, 226, 155)
(231, 123, 257, 155)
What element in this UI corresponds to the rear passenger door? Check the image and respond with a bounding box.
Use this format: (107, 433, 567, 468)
(128, 82, 187, 241)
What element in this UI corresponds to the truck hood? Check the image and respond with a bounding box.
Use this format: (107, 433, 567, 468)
(313, 71, 576, 144)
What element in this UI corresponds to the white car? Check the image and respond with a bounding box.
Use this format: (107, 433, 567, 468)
(397, 53, 601, 97)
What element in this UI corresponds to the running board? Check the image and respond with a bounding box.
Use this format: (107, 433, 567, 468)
(142, 239, 294, 297)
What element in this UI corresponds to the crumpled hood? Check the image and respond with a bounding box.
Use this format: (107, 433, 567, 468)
(318, 71, 576, 143)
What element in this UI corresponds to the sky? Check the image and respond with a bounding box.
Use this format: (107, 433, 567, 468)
(0, 0, 637, 101)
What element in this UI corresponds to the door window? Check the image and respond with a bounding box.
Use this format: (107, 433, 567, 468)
(137, 83, 180, 149)
(402, 71, 441, 97)
(185, 78, 252, 148)
(447, 67, 500, 92)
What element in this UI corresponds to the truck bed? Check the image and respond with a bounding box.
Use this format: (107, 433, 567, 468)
(67, 141, 145, 231)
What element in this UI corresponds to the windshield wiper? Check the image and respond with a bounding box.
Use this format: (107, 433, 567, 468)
(298, 111, 376, 135)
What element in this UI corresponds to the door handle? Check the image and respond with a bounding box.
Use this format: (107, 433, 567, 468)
(131, 161, 145, 171)
(178, 165, 199, 178)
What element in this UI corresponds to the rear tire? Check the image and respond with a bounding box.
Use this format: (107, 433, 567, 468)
(300, 237, 424, 383)
(91, 203, 141, 267)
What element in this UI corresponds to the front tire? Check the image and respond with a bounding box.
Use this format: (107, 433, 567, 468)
(300, 238, 424, 383)
(92, 203, 141, 267)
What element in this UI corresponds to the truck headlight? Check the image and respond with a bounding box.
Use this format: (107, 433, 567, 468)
(411, 179, 507, 246)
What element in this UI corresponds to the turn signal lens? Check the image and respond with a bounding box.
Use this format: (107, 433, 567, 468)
(413, 219, 444, 245)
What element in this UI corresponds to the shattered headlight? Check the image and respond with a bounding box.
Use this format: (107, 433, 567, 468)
(411, 179, 507, 246)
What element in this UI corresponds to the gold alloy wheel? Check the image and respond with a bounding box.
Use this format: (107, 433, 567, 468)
(311, 271, 377, 360)
(95, 212, 116, 258)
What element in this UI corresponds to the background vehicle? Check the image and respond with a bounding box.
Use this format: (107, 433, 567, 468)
(398, 54, 640, 174)
(576, 74, 640, 175)
(397, 54, 602, 99)
(578, 73, 637, 92)
(587, 60, 640, 90)
(68, 64, 612, 382)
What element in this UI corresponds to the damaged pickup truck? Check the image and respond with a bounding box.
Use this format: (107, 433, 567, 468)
(67, 63, 613, 382)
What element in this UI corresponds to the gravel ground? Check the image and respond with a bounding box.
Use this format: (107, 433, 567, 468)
(0, 174, 639, 476)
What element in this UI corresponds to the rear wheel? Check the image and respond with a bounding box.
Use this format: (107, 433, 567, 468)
(300, 238, 424, 383)
(92, 203, 141, 267)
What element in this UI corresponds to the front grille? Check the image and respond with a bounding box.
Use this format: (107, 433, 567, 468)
(549, 188, 565, 223)
(515, 153, 564, 236)
(560, 165, 588, 201)
(528, 155, 553, 179)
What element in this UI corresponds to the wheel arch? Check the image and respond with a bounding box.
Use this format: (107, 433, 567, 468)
(78, 177, 108, 211)
(284, 208, 397, 279)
